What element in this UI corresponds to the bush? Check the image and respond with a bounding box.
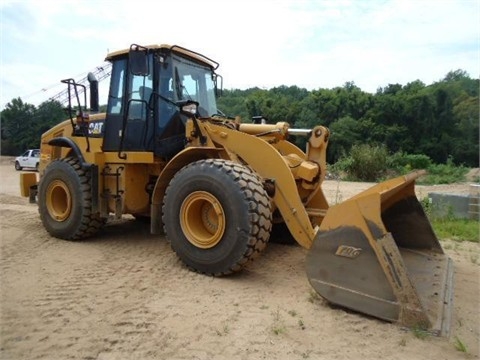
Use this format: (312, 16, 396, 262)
(342, 144, 388, 182)
(420, 158, 469, 184)
(387, 152, 432, 174)
(331, 148, 469, 184)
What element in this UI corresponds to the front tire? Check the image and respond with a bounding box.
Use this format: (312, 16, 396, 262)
(163, 159, 272, 275)
(15, 161, 22, 171)
(38, 157, 104, 240)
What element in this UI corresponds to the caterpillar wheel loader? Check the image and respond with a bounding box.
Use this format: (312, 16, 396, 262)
(19, 44, 453, 336)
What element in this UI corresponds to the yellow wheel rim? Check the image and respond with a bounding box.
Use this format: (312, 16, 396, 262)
(46, 180, 72, 222)
(180, 191, 225, 249)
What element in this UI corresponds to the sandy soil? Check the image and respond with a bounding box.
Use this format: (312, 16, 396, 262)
(0, 158, 478, 360)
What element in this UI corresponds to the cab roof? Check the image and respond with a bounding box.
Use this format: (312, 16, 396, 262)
(105, 44, 219, 70)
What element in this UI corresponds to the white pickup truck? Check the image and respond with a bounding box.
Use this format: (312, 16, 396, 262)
(15, 149, 40, 171)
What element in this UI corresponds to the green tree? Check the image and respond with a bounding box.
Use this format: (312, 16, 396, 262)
(35, 100, 66, 135)
(1, 97, 37, 154)
(451, 93, 479, 165)
(185, 69, 479, 167)
(1, 98, 65, 155)
(216, 88, 250, 120)
(328, 116, 363, 163)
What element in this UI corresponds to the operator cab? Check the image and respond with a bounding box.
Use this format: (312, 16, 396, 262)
(102, 44, 220, 159)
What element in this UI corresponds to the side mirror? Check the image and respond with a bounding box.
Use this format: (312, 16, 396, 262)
(214, 73, 223, 97)
(177, 100, 199, 116)
(129, 44, 149, 76)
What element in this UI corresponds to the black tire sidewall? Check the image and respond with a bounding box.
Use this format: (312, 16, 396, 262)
(15, 161, 21, 171)
(38, 160, 86, 239)
(164, 161, 253, 274)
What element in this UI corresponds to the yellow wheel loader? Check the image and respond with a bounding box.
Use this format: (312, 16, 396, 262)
(19, 44, 453, 336)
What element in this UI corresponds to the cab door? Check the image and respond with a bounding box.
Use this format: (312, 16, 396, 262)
(103, 52, 154, 153)
(102, 58, 127, 152)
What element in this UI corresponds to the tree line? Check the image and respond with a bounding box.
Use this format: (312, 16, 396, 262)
(1, 69, 478, 167)
(217, 69, 478, 167)
(1, 98, 66, 155)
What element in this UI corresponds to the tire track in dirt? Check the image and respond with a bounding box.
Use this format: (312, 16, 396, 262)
(0, 198, 56, 271)
(1, 206, 312, 360)
(1, 207, 189, 359)
(2, 163, 479, 360)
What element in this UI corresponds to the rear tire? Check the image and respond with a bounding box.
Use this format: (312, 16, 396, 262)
(38, 157, 104, 240)
(163, 159, 272, 275)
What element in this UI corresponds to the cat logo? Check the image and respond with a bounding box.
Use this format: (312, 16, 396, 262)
(335, 245, 362, 259)
(88, 121, 105, 137)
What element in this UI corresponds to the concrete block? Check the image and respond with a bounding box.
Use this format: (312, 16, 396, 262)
(469, 184, 480, 220)
(428, 192, 471, 219)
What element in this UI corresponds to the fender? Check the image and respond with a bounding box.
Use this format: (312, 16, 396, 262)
(47, 137, 99, 213)
(48, 137, 87, 167)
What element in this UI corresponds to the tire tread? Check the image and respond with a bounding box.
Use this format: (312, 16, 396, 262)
(163, 159, 272, 276)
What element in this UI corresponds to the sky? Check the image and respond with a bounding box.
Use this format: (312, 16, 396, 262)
(0, 0, 479, 110)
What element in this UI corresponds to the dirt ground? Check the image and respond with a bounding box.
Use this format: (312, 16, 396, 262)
(0, 157, 478, 360)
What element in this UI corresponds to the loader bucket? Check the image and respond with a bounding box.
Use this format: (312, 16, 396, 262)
(306, 171, 454, 336)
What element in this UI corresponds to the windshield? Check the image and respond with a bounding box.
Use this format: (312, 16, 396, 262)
(172, 54, 217, 116)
